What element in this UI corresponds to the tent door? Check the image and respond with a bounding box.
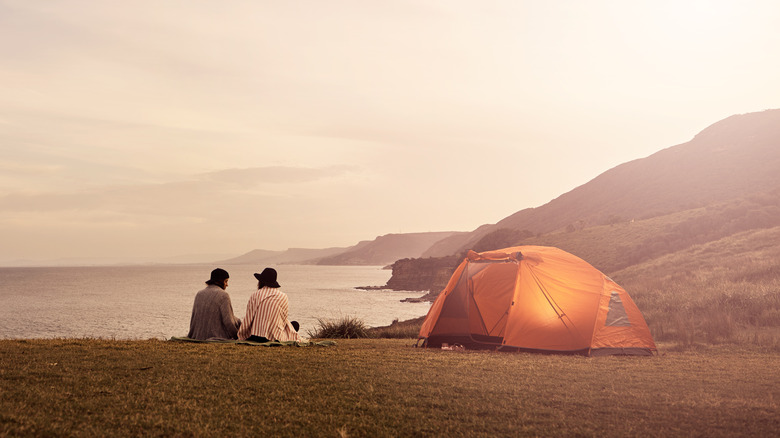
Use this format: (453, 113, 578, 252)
(468, 261, 518, 345)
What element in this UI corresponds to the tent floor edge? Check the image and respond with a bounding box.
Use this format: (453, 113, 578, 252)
(498, 346, 591, 356)
(424, 335, 501, 350)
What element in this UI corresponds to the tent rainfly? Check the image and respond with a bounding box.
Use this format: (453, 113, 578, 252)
(418, 246, 657, 356)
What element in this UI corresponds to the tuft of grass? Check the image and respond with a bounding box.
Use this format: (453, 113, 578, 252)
(307, 316, 369, 339)
(306, 315, 424, 340)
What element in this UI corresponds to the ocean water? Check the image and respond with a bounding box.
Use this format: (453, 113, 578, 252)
(0, 264, 431, 340)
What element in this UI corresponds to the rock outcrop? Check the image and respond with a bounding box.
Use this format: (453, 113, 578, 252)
(385, 255, 460, 294)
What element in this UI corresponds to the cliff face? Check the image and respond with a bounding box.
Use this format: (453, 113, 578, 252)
(385, 255, 460, 293)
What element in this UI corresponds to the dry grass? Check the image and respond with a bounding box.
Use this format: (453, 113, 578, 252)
(612, 227, 780, 349)
(1, 338, 778, 437)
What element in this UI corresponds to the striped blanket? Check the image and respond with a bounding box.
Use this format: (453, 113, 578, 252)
(169, 337, 336, 347)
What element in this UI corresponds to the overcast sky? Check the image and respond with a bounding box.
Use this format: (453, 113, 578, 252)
(1, 1, 779, 264)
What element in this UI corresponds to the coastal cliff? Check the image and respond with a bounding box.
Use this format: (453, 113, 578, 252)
(384, 256, 460, 300)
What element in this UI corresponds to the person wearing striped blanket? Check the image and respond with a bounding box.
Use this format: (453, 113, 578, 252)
(237, 267, 301, 343)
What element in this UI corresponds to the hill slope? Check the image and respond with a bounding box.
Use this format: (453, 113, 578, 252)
(389, 109, 780, 295)
(423, 109, 780, 257)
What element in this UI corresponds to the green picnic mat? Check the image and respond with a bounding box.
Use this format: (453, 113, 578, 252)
(169, 336, 336, 347)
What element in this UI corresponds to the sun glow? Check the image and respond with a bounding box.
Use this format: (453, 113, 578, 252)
(667, 0, 736, 32)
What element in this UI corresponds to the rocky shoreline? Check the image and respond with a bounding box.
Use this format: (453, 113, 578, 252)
(356, 255, 460, 302)
(354, 285, 432, 302)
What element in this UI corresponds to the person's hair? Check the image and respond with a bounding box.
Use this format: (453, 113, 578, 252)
(207, 279, 228, 290)
(206, 268, 229, 289)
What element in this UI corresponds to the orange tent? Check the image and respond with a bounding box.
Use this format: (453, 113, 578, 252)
(418, 246, 656, 356)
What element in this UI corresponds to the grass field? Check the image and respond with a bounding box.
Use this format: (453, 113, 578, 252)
(1, 338, 778, 437)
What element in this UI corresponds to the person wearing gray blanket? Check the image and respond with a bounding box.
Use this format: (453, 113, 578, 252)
(187, 268, 242, 340)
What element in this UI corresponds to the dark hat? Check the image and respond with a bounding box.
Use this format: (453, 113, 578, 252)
(254, 267, 280, 288)
(205, 268, 230, 285)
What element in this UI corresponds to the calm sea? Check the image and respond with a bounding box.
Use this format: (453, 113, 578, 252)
(0, 264, 431, 340)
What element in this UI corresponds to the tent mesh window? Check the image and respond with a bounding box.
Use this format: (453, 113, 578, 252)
(605, 291, 631, 326)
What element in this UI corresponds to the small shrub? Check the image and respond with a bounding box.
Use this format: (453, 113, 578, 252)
(307, 316, 369, 339)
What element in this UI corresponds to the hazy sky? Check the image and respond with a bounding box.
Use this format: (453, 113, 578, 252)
(1, 1, 779, 264)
